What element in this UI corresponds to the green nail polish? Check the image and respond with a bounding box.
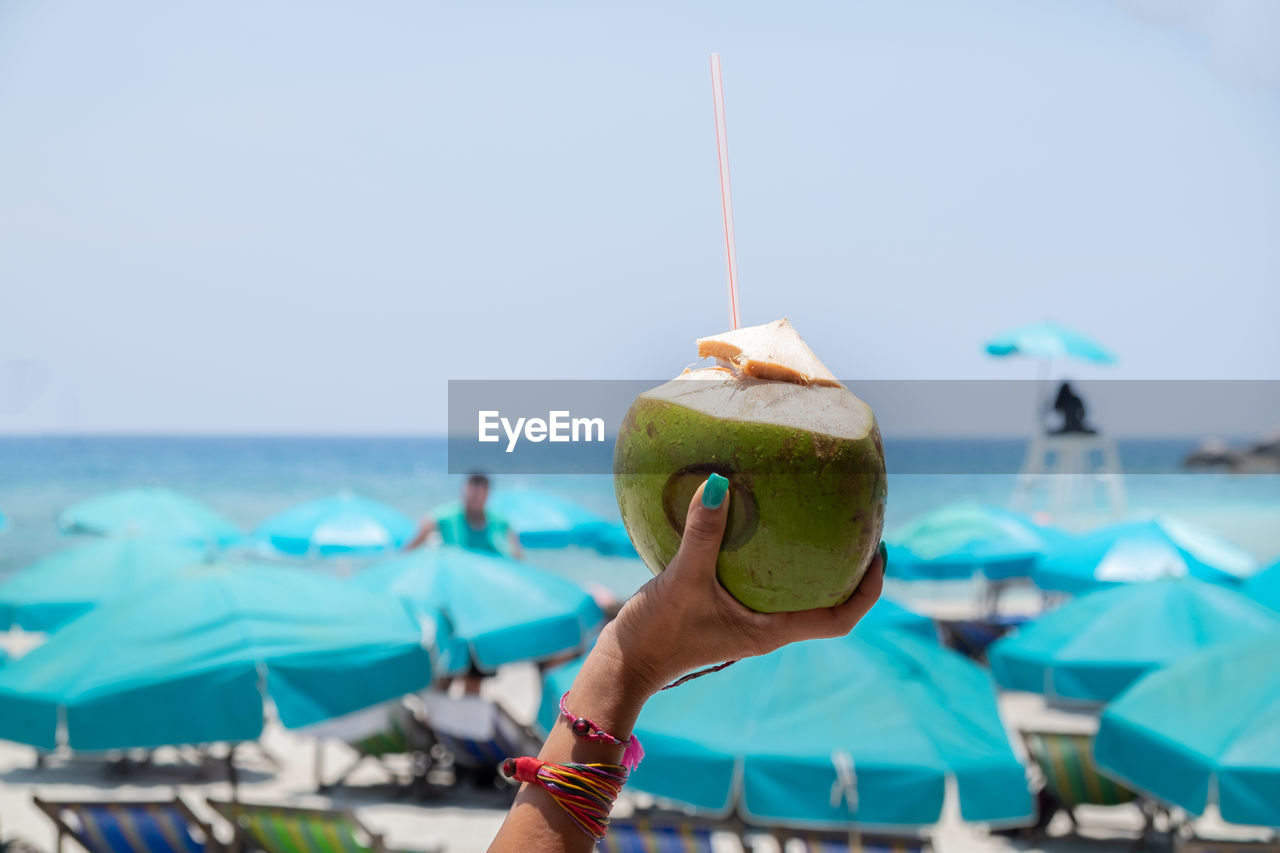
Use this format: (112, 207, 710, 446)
(702, 473, 729, 509)
(878, 541, 889, 574)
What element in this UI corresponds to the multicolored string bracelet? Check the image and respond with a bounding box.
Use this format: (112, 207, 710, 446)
(501, 756, 628, 841)
(558, 692, 645, 771)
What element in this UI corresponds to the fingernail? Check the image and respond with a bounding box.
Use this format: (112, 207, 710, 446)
(702, 473, 729, 509)
(878, 541, 889, 575)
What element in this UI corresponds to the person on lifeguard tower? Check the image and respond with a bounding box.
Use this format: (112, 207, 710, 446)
(1050, 381, 1096, 435)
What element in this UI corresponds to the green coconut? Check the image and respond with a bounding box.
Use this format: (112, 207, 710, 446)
(613, 318, 886, 613)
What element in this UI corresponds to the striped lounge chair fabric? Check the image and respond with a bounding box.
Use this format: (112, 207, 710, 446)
(206, 799, 436, 853)
(33, 797, 215, 853)
(597, 817, 716, 852)
(787, 831, 929, 852)
(1022, 731, 1136, 808)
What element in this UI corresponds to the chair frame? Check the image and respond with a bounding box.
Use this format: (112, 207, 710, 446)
(33, 796, 217, 853)
(1173, 838, 1280, 853)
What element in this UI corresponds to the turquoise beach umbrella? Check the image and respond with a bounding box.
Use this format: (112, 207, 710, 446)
(484, 489, 607, 549)
(1033, 518, 1260, 594)
(989, 578, 1279, 704)
(0, 562, 443, 751)
(1095, 630, 1280, 827)
(886, 504, 1066, 582)
(859, 597, 937, 643)
(541, 630, 1032, 828)
(575, 521, 639, 558)
(355, 546, 603, 672)
(1245, 559, 1280, 612)
(0, 539, 204, 632)
(254, 493, 416, 557)
(984, 322, 1117, 364)
(58, 487, 241, 548)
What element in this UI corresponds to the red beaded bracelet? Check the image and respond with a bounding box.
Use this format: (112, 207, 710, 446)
(558, 691, 645, 771)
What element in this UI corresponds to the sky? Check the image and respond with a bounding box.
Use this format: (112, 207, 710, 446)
(1, 0, 1277, 435)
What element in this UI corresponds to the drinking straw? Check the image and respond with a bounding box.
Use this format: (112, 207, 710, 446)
(710, 53, 740, 330)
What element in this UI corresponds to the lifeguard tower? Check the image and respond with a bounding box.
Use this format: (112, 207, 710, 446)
(985, 323, 1126, 527)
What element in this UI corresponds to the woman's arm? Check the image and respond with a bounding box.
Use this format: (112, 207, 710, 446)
(489, 474, 886, 852)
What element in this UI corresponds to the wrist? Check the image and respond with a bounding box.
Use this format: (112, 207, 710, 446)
(583, 622, 670, 706)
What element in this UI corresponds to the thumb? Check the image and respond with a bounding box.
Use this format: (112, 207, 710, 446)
(674, 473, 731, 571)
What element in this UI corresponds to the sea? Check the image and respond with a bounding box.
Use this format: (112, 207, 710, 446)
(1, 436, 1277, 594)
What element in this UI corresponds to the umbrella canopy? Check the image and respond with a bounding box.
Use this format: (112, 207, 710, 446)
(355, 546, 603, 672)
(0, 539, 205, 632)
(984, 322, 1116, 364)
(1032, 517, 1260, 594)
(483, 490, 607, 549)
(1245, 559, 1280, 613)
(58, 487, 241, 548)
(859, 597, 937, 643)
(541, 630, 1032, 829)
(576, 521, 639, 558)
(0, 562, 444, 751)
(254, 493, 416, 557)
(885, 504, 1066, 582)
(1094, 630, 1280, 827)
(989, 578, 1279, 704)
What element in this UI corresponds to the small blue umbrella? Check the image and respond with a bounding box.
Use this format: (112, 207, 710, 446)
(0, 539, 206, 632)
(355, 546, 603, 672)
(984, 322, 1117, 364)
(254, 493, 416, 557)
(1033, 517, 1260, 594)
(1095, 630, 1280, 827)
(58, 487, 241, 548)
(885, 504, 1066, 582)
(989, 578, 1279, 704)
(0, 562, 446, 751)
(0, 510, 6, 532)
(541, 630, 1032, 829)
(1245, 559, 1280, 613)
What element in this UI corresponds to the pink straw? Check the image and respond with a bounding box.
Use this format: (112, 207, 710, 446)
(710, 53, 740, 330)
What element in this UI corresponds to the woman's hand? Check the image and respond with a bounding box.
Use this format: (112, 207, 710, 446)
(489, 473, 885, 852)
(595, 473, 886, 698)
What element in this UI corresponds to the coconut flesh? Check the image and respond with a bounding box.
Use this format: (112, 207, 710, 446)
(614, 318, 887, 613)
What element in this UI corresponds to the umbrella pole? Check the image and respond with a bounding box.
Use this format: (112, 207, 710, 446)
(226, 743, 239, 802)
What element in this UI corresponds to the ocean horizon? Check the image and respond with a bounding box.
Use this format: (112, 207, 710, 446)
(2, 435, 1277, 584)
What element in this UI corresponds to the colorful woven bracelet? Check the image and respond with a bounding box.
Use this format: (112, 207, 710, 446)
(502, 756, 627, 840)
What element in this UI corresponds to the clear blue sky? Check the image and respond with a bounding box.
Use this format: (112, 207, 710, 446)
(1, 0, 1277, 434)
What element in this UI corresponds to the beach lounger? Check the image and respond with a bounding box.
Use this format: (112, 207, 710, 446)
(598, 816, 720, 852)
(206, 800, 438, 853)
(33, 796, 218, 853)
(418, 692, 540, 777)
(1021, 730, 1136, 813)
(309, 700, 435, 791)
(936, 615, 1025, 662)
(777, 830, 929, 852)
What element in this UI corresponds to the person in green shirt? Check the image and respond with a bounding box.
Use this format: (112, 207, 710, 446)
(405, 472, 523, 559)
